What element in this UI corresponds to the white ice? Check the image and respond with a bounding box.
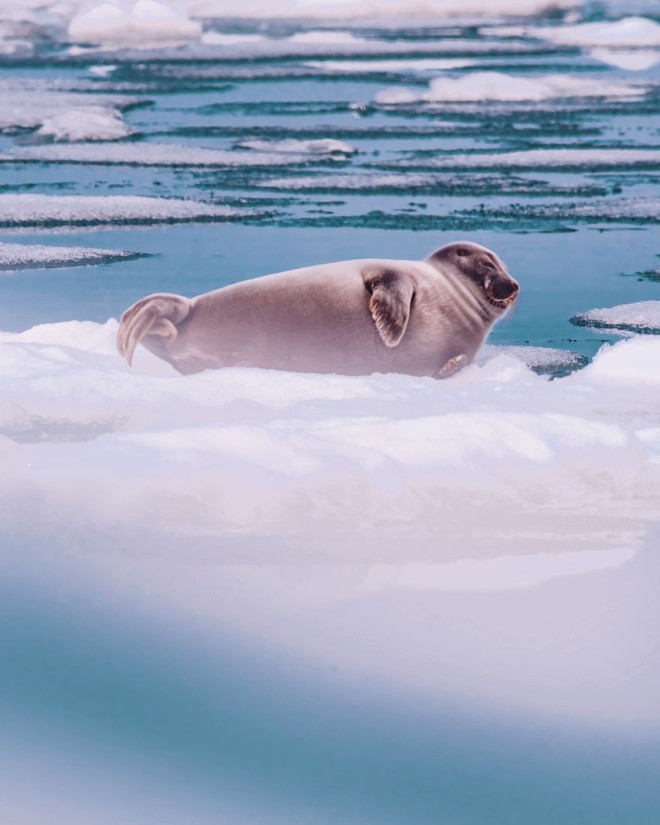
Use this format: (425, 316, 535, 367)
(0, 194, 249, 227)
(307, 57, 474, 73)
(37, 106, 134, 142)
(391, 148, 658, 169)
(376, 71, 644, 104)
(573, 301, 660, 333)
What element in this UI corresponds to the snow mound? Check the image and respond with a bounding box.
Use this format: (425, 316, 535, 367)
(376, 72, 643, 104)
(479, 345, 588, 377)
(0, 241, 144, 270)
(2, 141, 343, 167)
(534, 16, 660, 48)
(69, 0, 202, 48)
(0, 194, 249, 228)
(571, 301, 660, 335)
(36, 106, 134, 142)
(236, 137, 356, 155)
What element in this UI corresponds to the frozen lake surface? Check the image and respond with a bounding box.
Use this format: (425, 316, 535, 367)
(0, 0, 659, 822)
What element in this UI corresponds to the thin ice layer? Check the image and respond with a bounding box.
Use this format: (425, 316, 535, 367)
(0, 194, 250, 227)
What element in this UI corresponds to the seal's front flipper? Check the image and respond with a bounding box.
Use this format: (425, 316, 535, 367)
(434, 353, 468, 379)
(117, 293, 191, 366)
(363, 267, 415, 347)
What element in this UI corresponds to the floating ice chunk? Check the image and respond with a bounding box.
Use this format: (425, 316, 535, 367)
(307, 57, 474, 73)
(0, 241, 144, 271)
(69, 0, 202, 48)
(0, 194, 248, 228)
(88, 64, 118, 76)
(236, 137, 356, 155)
(2, 142, 341, 167)
(590, 48, 660, 71)
(200, 31, 266, 45)
(36, 106, 134, 142)
(571, 301, 660, 336)
(533, 16, 660, 48)
(376, 72, 643, 104)
(286, 30, 366, 44)
(479, 345, 588, 377)
(460, 198, 660, 224)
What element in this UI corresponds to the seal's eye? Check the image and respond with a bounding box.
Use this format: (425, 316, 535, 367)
(482, 260, 497, 272)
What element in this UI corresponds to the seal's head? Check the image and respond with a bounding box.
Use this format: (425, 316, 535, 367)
(427, 241, 519, 313)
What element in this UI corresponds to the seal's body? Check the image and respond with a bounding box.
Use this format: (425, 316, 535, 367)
(117, 242, 519, 378)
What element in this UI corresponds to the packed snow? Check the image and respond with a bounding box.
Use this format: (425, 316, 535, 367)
(376, 72, 644, 104)
(0, 241, 143, 270)
(0, 194, 250, 227)
(36, 106, 134, 142)
(572, 301, 660, 334)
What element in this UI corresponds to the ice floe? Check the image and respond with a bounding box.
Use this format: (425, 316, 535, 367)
(376, 72, 644, 104)
(533, 16, 660, 48)
(0, 194, 249, 227)
(0, 241, 144, 270)
(307, 57, 474, 73)
(589, 48, 660, 71)
(36, 105, 134, 142)
(68, 0, 202, 48)
(236, 137, 356, 155)
(571, 301, 660, 335)
(386, 149, 659, 171)
(1, 142, 349, 167)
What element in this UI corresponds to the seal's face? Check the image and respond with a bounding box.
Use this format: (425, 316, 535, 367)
(429, 241, 519, 312)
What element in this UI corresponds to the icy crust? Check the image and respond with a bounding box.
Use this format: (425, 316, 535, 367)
(376, 72, 643, 104)
(571, 301, 660, 335)
(0, 194, 249, 227)
(1, 142, 350, 167)
(478, 344, 588, 377)
(0, 241, 144, 270)
(0, 320, 659, 549)
(36, 106, 134, 142)
(69, 0, 202, 48)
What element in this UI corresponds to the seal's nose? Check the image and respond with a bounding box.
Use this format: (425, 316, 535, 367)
(491, 278, 519, 301)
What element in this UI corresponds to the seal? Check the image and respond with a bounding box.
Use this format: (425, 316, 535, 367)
(117, 241, 519, 378)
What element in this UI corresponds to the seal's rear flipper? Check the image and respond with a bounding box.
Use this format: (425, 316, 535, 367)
(117, 293, 191, 366)
(363, 267, 415, 347)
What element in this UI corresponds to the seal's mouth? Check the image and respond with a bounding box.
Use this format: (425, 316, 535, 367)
(484, 276, 519, 309)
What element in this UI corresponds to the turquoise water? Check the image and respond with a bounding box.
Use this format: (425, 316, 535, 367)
(1, 4, 660, 823)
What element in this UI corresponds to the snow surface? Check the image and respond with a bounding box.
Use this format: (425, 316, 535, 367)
(0, 241, 143, 270)
(376, 72, 644, 104)
(0, 194, 249, 227)
(389, 148, 659, 170)
(572, 301, 660, 334)
(36, 106, 134, 142)
(2, 142, 348, 167)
